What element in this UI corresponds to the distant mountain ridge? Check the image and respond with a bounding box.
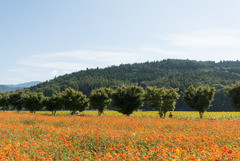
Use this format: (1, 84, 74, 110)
(0, 81, 41, 93)
(6, 81, 42, 88)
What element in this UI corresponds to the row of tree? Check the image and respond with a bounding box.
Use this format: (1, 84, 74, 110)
(28, 59, 240, 111)
(0, 82, 240, 118)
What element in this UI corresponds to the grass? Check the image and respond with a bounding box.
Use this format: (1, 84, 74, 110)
(31, 110, 240, 120)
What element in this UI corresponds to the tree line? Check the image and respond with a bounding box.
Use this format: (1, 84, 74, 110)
(1, 82, 240, 118)
(27, 59, 240, 111)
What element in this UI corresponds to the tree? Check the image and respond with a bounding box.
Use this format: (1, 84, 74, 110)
(27, 59, 240, 112)
(225, 81, 240, 111)
(89, 87, 112, 116)
(145, 86, 179, 118)
(0, 92, 10, 111)
(9, 91, 26, 113)
(111, 84, 144, 116)
(43, 92, 64, 115)
(62, 88, 89, 114)
(24, 92, 45, 113)
(183, 85, 215, 118)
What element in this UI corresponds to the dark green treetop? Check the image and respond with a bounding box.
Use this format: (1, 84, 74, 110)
(111, 84, 145, 116)
(43, 92, 64, 115)
(61, 88, 89, 114)
(9, 91, 26, 112)
(89, 87, 112, 116)
(24, 92, 45, 113)
(145, 86, 179, 118)
(183, 85, 216, 118)
(225, 81, 240, 111)
(0, 92, 10, 111)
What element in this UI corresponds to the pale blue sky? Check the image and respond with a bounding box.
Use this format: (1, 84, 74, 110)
(1, 0, 240, 84)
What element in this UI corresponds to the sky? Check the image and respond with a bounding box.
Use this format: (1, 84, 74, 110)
(1, 0, 240, 84)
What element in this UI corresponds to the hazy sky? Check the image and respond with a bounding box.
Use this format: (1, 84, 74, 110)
(1, 0, 240, 84)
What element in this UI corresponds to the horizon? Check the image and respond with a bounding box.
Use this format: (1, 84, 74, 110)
(1, 0, 240, 84)
(0, 81, 41, 86)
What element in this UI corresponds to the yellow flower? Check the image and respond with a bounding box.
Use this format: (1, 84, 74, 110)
(201, 150, 205, 155)
(176, 149, 180, 155)
(196, 157, 201, 161)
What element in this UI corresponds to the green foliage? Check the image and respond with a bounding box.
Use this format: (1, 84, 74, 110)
(0, 92, 10, 111)
(9, 91, 26, 112)
(225, 81, 240, 111)
(162, 88, 180, 116)
(43, 92, 64, 115)
(145, 86, 165, 110)
(145, 86, 179, 118)
(27, 59, 240, 111)
(89, 87, 112, 116)
(111, 84, 145, 116)
(183, 85, 216, 118)
(61, 88, 89, 114)
(24, 92, 45, 113)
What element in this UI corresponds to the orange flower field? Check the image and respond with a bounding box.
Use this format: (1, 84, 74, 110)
(0, 112, 239, 161)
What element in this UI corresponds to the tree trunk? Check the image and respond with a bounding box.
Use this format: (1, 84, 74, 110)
(159, 107, 163, 118)
(199, 112, 203, 119)
(98, 111, 101, 116)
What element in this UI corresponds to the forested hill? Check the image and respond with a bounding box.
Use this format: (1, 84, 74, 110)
(29, 59, 240, 111)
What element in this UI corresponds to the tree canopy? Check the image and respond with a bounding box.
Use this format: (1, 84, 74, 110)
(89, 87, 112, 116)
(0, 92, 10, 111)
(9, 91, 26, 112)
(111, 84, 145, 116)
(61, 88, 89, 114)
(24, 92, 45, 113)
(43, 92, 64, 115)
(183, 85, 216, 118)
(145, 86, 179, 118)
(225, 81, 240, 111)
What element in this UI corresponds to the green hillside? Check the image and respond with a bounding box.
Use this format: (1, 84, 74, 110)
(29, 59, 240, 111)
